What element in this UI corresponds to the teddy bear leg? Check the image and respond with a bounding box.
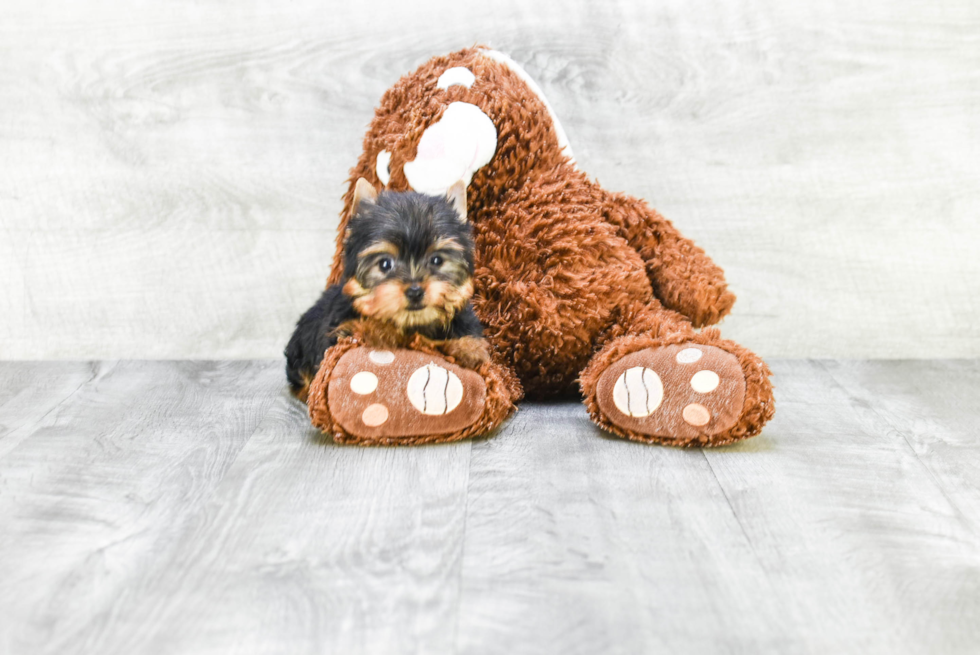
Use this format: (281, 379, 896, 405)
(580, 304, 774, 447)
(306, 340, 521, 446)
(598, 187, 737, 328)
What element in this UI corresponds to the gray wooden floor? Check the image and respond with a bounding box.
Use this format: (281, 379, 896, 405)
(1, 360, 978, 654)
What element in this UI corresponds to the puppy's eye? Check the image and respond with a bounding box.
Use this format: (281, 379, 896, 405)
(429, 255, 444, 267)
(378, 257, 393, 273)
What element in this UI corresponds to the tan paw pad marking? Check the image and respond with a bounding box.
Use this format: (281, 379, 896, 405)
(612, 367, 664, 417)
(683, 403, 711, 426)
(361, 403, 389, 427)
(369, 350, 395, 364)
(349, 371, 378, 395)
(676, 347, 703, 364)
(690, 370, 720, 393)
(406, 363, 464, 415)
(328, 348, 487, 440)
(595, 344, 746, 440)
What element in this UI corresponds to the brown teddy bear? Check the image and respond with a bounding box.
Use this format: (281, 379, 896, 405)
(306, 46, 774, 447)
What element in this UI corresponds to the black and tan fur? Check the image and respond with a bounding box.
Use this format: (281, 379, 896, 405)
(285, 179, 487, 401)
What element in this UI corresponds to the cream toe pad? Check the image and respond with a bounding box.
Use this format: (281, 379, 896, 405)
(368, 350, 396, 365)
(612, 367, 664, 418)
(690, 370, 720, 393)
(350, 371, 379, 395)
(676, 348, 703, 364)
(406, 363, 464, 415)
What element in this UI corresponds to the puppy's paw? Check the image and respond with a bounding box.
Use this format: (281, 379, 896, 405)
(334, 319, 404, 348)
(440, 336, 490, 370)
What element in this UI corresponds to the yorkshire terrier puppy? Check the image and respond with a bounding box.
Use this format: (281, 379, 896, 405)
(285, 179, 489, 401)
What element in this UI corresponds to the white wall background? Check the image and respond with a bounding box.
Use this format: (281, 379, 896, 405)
(1, 0, 978, 360)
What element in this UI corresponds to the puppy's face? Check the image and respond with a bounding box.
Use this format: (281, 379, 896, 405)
(341, 187, 474, 331)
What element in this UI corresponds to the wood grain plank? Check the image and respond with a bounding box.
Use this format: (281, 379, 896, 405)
(455, 403, 795, 654)
(79, 390, 473, 655)
(701, 360, 980, 654)
(456, 361, 980, 654)
(0, 360, 282, 655)
(0, 362, 99, 459)
(1, 360, 980, 653)
(819, 360, 980, 529)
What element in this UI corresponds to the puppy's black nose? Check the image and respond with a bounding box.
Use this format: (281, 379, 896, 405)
(405, 285, 425, 303)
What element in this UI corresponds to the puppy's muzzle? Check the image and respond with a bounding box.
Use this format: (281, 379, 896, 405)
(405, 285, 425, 308)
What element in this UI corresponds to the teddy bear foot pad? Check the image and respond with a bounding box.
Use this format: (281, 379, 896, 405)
(327, 348, 487, 441)
(595, 344, 745, 441)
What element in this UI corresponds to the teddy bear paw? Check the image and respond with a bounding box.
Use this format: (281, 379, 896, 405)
(327, 348, 487, 442)
(595, 343, 746, 441)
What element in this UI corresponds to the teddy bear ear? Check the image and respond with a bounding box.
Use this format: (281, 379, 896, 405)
(446, 181, 467, 222)
(352, 177, 379, 215)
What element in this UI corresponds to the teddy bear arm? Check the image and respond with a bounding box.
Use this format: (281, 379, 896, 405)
(602, 191, 736, 327)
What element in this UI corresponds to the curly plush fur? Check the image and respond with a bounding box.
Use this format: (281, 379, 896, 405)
(316, 46, 774, 446)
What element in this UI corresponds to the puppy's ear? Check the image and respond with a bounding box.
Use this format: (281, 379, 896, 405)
(446, 181, 467, 222)
(352, 177, 379, 216)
